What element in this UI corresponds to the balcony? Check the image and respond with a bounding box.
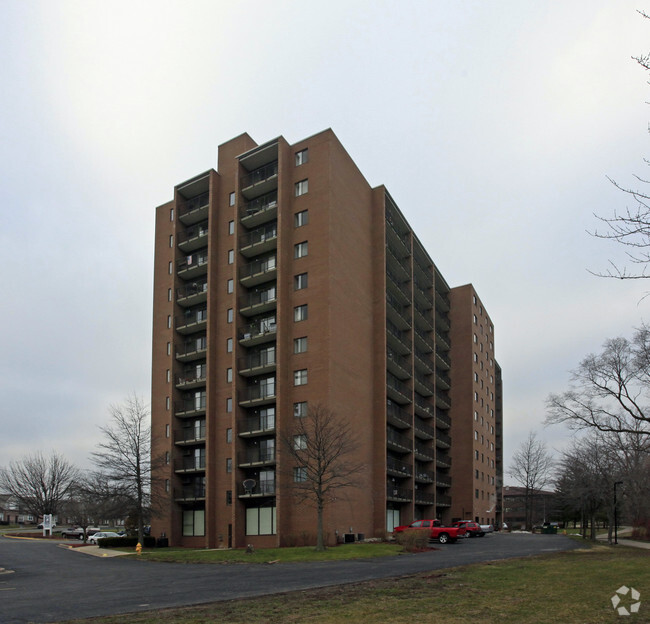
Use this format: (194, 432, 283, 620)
(414, 305, 434, 332)
(239, 318, 277, 346)
(413, 283, 433, 309)
(435, 330, 450, 352)
(238, 350, 276, 377)
(436, 369, 451, 390)
(238, 384, 276, 407)
(414, 394, 434, 418)
(177, 222, 208, 253)
(386, 400, 412, 429)
(415, 467, 435, 484)
(386, 246, 410, 282)
(239, 223, 278, 258)
(435, 289, 450, 312)
(414, 350, 434, 374)
(387, 373, 411, 405)
(387, 427, 411, 453)
(436, 349, 451, 370)
(240, 191, 278, 228)
(414, 417, 435, 440)
(386, 347, 411, 381)
(435, 312, 450, 332)
(387, 456, 412, 478)
(414, 329, 434, 354)
(436, 475, 452, 488)
(237, 448, 276, 467)
(386, 485, 412, 502)
(240, 161, 279, 200)
(238, 414, 276, 437)
(174, 426, 206, 446)
(176, 370, 206, 391)
(178, 191, 209, 225)
(435, 430, 452, 449)
(414, 441, 435, 461)
(238, 480, 276, 498)
(175, 337, 207, 363)
(386, 320, 410, 355)
(177, 253, 208, 280)
(435, 389, 451, 410)
(176, 282, 208, 307)
(436, 453, 452, 469)
(174, 397, 206, 419)
(386, 293, 411, 331)
(239, 286, 277, 317)
(174, 456, 206, 474)
(414, 372, 434, 397)
(414, 490, 435, 506)
(174, 485, 205, 502)
(386, 270, 411, 306)
(175, 309, 207, 334)
(436, 493, 452, 507)
(239, 257, 277, 288)
(436, 410, 451, 429)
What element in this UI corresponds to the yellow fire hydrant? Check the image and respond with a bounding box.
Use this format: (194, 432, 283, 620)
(135, 542, 142, 555)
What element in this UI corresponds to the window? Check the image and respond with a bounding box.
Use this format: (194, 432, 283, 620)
(166, 369, 170, 383)
(227, 338, 233, 352)
(165, 479, 170, 492)
(295, 210, 309, 227)
(226, 458, 232, 473)
(168, 288, 172, 302)
(227, 279, 234, 294)
(166, 424, 170, 438)
(226, 428, 232, 443)
(294, 241, 308, 258)
(166, 397, 170, 410)
(293, 467, 307, 482)
(167, 315, 172, 329)
(473, 314, 477, 324)
(295, 149, 308, 166)
(169, 261, 173, 275)
(294, 337, 308, 354)
(294, 369, 308, 386)
(226, 398, 232, 412)
(229, 191, 235, 206)
(294, 304, 308, 322)
(229, 220, 234, 235)
(228, 249, 234, 264)
(294, 401, 308, 418)
(293, 434, 307, 450)
(226, 490, 232, 505)
(167, 342, 171, 356)
(227, 308, 233, 323)
(295, 179, 308, 196)
(246, 506, 276, 536)
(170, 208, 174, 221)
(169, 234, 174, 247)
(294, 273, 308, 290)
(227, 368, 232, 383)
(183, 509, 205, 537)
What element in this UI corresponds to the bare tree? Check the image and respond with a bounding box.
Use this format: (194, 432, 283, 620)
(91, 394, 161, 545)
(283, 404, 364, 551)
(508, 432, 554, 530)
(591, 11, 650, 281)
(0, 451, 78, 520)
(546, 330, 650, 438)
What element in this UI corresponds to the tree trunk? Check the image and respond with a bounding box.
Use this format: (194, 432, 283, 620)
(316, 502, 325, 551)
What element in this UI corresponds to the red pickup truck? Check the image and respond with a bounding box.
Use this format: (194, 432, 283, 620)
(393, 519, 467, 544)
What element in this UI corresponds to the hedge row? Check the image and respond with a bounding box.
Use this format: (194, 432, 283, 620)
(98, 536, 157, 548)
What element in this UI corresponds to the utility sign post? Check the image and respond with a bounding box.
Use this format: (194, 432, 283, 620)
(42, 514, 53, 537)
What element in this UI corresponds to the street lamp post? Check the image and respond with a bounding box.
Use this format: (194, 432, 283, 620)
(614, 481, 624, 545)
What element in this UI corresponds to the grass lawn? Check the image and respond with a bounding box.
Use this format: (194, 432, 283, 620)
(63, 543, 649, 623)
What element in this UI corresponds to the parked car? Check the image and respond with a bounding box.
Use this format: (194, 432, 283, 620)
(393, 519, 467, 544)
(480, 524, 494, 533)
(60, 527, 101, 540)
(452, 521, 485, 537)
(37, 522, 56, 529)
(87, 531, 120, 544)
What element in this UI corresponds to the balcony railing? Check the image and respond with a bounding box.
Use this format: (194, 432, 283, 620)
(386, 485, 412, 501)
(238, 414, 276, 436)
(239, 287, 277, 315)
(386, 400, 412, 429)
(414, 394, 434, 418)
(240, 191, 278, 224)
(175, 456, 206, 472)
(436, 431, 452, 448)
(387, 456, 412, 477)
(387, 427, 411, 452)
(177, 282, 207, 302)
(436, 453, 452, 469)
(239, 350, 276, 375)
(415, 467, 435, 483)
(239, 318, 277, 343)
(174, 485, 205, 501)
(175, 397, 206, 417)
(176, 337, 207, 361)
(178, 191, 209, 220)
(174, 426, 206, 444)
(387, 373, 411, 404)
(414, 442, 435, 461)
(414, 417, 436, 439)
(239, 257, 277, 285)
(238, 448, 276, 465)
(436, 410, 451, 429)
(238, 480, 276, 497)
(241, 161, 278, 190)
(238, 384, 276, 404)
(414, 490, 435, 505)
(175, 309, 207, 333)
(436, 494, 452, 507)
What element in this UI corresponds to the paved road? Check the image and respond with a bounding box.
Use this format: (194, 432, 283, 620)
(0, 533, 580, 624)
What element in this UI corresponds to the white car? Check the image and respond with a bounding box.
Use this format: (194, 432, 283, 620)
(480, 524, 494, 533)
(87, 531, 120, 544)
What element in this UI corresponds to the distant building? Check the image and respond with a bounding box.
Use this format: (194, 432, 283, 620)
(0, 494, 35, 525)
(503, 485, 557, 529)
(151, 129, 503, 547)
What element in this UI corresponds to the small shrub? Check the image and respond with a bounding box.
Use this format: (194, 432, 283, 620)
(395, 529, 430, 552)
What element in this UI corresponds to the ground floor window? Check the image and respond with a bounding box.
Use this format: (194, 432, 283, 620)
(386, 508, 400, 532)
(183, 509, 205, 536)
(246, 505, 276, 536)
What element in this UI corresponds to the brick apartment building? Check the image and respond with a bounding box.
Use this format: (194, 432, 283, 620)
(151, 129, 502, 548)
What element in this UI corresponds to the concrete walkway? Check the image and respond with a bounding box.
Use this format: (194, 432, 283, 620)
(58, 543, 132, 557)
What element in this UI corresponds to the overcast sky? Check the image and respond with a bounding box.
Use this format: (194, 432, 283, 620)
(1, 1, 649, 483)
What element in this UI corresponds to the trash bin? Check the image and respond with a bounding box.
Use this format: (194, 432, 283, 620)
(344, 533, 355, 543)
(156, 537, 169, 547)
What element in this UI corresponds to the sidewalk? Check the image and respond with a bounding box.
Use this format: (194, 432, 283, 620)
(58, 543, 132, 557)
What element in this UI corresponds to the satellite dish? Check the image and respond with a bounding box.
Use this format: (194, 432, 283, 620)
(243, 479, 256, 495)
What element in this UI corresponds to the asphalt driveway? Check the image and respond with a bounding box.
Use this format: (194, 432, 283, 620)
(0, 533, 580, 624)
